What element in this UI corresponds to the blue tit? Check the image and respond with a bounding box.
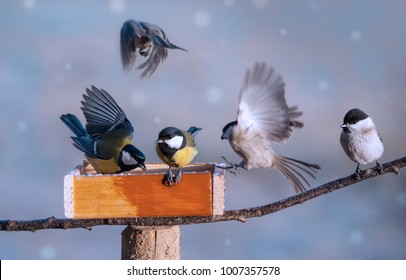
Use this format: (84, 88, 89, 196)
(60, 86, 146, 174)
(120, 19, 187, 78)
(220, 62, 320, 193)
(155, 126, 201, 186)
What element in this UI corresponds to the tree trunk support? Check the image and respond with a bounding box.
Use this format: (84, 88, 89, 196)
(121, 225, 180, 260)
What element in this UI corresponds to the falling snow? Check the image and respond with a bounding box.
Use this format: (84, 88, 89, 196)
(206, 87, 223, 104)
(193, 10, 211, 28)
(351, 30, 362, 42)
(23, 0, 36, 9)
(109, 0, 126, 13)
(252, 0, 269, 9)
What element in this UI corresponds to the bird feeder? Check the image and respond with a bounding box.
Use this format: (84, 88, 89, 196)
(64, 161, 225, 259)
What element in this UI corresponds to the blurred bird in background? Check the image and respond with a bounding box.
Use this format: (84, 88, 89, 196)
(340, 108, 384, 179)
(156, 126, 201, 186)
(220, 62, 320, 193)
(60, 86, 146, 173)
(120, 19, 187, 78)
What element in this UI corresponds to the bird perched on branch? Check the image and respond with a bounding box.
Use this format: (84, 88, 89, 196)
(156, 126, 201, 186)
(60, 86, 146, 173)
(120, 19, 187, 78)
(340, 108, 384, 179)
(220, 62, 320, 193)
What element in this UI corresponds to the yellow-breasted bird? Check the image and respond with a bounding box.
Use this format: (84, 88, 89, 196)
(60, 86, 146, 173)
(156, 126, 201, 185)
(120, 19, 187, 78)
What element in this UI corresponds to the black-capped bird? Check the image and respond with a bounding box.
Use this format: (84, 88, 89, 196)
(60, 86, 146, 174)
(340, 108, 384, 179)
(156, 126, 201, 186)
(220, 62, 320, 193)
(120, 19, 187, 78)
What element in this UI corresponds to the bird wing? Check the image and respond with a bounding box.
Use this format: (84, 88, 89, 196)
(236, 62, 300, 143)
(120, 20, 145, 71)
(136, 21, 186, 78)
(81, 86, 134, 139)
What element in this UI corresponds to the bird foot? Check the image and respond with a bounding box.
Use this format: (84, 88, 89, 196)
(354, 164, 362, 180)
(217, 156, 241, 176)
(163, 168, 183, 186)
(376, 161, 384, 174)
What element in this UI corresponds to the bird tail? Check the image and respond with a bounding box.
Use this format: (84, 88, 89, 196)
(273, 155, 320, 193)
(60, 114, 97, 158)
(60, 113, 88, 137)
(187, 126, 202, 137)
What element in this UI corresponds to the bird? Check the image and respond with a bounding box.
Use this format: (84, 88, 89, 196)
(60, 86, 146, 174)
(120, 19, 187, 78)
(340, 108, 384, 179)
(156, 126, 201, 186)
(220, 62, 320, 193)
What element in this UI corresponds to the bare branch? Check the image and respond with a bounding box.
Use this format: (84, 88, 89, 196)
(1, 156, 405, 232)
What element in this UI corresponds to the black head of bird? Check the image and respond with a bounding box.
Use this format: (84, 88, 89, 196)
(155, 126, 201, 186)
(120, 19, 187, 78)
(220, 62, 320, 194)
(60, 86, 146, 174)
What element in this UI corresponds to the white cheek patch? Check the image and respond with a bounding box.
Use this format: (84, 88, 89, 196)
(121, 150, 137, 165)
(165, 135, 184, 149)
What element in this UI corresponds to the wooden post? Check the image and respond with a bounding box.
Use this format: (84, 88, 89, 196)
(121, 226, 180, 260)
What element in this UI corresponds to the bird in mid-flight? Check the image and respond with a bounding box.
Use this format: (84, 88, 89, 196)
(60, 86, 146, 174)
(120, 19, 187, 78)
(220, 62, 320, 193)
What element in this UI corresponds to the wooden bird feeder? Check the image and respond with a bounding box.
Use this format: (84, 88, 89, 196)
(64, 161, 225, 259)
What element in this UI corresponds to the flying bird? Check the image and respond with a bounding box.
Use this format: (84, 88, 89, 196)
(60, 86, 146, 173)
(220, 62, 320, 193)
(340, 108, 384, 179)
(120, 19, 187, 78)
(156, 126, 201, 186)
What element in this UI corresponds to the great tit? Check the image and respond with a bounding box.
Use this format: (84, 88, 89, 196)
(340, 108, 384, 179)
(60, 86, 146, 174)
(120, 19, 187, 78)
(220, 62, 320, 194)
(155, 126, 201, 186)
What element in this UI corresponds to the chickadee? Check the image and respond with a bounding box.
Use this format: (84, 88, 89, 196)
(156, 126, 201, 186)
(60, 86, 146, 173)
(340, 108, 384, 179)
(220, 62, 320, 193)
(120, 19, 187, 78)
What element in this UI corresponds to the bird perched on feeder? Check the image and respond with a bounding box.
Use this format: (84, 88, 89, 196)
(60, 86, 146, 173)
(220, 62, 320, 194)
(120, 19, 187, 78)
(156, 126, 201, 186)
(340, 108, 384, 179)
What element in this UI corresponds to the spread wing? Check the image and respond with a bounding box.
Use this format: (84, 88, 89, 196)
(236, 62, 300, 143)
(81, 85, 134, 139)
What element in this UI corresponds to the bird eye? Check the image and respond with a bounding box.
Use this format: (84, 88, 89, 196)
(352, 121, 357, 124)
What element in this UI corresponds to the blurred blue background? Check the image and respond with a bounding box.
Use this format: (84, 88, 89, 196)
(1, 0, 405, 259)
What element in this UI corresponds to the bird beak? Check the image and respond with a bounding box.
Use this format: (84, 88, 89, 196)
(340, 123, 348, 128)
(155, 139, 163, 144)
(138, 162, 147, 171)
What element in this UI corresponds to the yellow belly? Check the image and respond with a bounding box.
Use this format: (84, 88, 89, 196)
(87, 157, 121, 174)
(156, 145, 198, 168)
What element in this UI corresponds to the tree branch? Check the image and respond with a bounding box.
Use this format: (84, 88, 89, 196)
(1, 156, 405, 232)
